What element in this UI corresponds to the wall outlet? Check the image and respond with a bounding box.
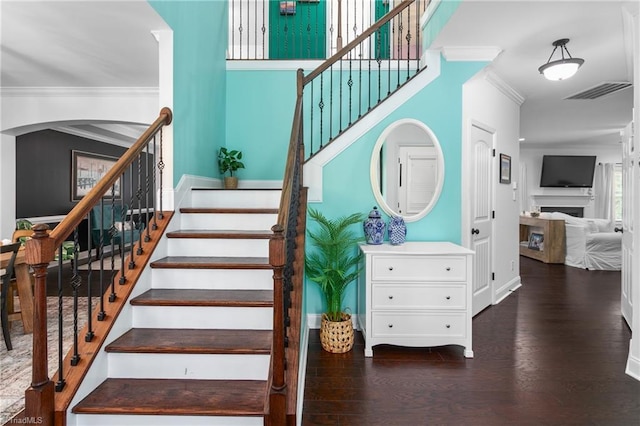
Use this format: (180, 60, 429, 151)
(510, 260, 515, 271)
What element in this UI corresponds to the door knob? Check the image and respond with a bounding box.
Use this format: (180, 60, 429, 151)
(471, 228, 480, 235)
(615, 227, 623, 233)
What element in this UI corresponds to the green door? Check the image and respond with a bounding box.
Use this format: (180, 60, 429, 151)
(269, 0, 327, 59)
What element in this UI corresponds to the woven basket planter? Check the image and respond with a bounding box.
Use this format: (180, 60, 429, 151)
(320, 313, 354, 353)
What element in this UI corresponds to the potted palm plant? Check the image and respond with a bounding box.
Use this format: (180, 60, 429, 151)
(305, 208, 365, 353)
(218, 147, 245, 189)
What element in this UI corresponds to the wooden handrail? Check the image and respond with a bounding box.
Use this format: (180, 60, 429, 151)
(303, 0, 415, 84)
(277, 70, 305, 228)
(23, 107, 172, 426)
(47, 107, 172, 249)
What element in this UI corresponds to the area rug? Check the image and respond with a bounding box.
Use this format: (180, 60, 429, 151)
(0, 296, 91, 424)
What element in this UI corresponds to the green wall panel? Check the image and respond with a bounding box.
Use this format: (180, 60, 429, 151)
(150, 0, 228, 185)
(269, 0, 326, 59)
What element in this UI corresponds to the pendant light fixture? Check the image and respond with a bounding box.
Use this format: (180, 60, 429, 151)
(538, 38, 584, 81)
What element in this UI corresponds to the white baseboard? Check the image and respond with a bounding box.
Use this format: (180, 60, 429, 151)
(494, 276, 522, 305)
(626, 339, 640, 381)
(296, 323, 309, 426)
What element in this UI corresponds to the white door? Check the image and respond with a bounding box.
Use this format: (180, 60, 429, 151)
(622, 121, 634, 328)
(397, 146, 437, 215)
(470, 125, 494, 316)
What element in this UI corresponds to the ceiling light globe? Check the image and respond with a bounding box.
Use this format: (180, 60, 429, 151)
(539, 58, 584, 81)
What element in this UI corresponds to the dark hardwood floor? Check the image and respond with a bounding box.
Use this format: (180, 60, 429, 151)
(302, 256, 640, 425)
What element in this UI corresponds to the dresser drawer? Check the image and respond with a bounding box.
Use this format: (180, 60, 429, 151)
(372, 284, 466, 310)
(371, 256, 467, 281)
(371, 312, 466, 338)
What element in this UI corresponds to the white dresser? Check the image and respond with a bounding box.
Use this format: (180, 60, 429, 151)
(357, 242, 474, 357)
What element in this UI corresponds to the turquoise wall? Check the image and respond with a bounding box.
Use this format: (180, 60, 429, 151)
(305, 57, 487, 316)
(150, 0, 228, 186)
(225, 70, 299, 180)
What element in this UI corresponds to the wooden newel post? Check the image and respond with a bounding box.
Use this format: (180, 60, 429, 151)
(24, 224, 56, 426)
(268, 224, 287, 424)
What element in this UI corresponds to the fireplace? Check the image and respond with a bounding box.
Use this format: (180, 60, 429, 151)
(541, 206, 584, 218)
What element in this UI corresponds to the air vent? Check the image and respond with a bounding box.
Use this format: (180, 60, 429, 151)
(565, 82, 632, 100)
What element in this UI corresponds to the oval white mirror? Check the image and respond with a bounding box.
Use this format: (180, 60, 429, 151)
(370, 119, 445, 222)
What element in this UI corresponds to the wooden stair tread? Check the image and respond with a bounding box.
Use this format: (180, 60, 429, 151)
(180, 207, 278, 214)
(131, 289, 273, 307)
(166, 229, 272, 239)
(72, 378, 266, 416)
(105, 328, 272, 354)
(150, 256, 271, 269)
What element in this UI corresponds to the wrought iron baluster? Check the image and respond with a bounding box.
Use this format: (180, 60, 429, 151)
(144, 143, 151, 243)
(158, 128, 165, 220)
(406, 8, 412, 80)
(231, 0, 235, 59)
(70, 227, 81, 366)
(136, 154, 144, 257)
(261, 0, 266, 59)
(55, 245, 65, 391)
(238, 0, 243, 59)
(329, 65, 333, 141)
(310, 81, 314, 155)
(319, 73, 324, 150)
(97, 197, 106, 320)
(85, 212, 94, 342)
(348, 52, 353, 126)
(119, 189, 128, 284)
(339, 57, 343, 134)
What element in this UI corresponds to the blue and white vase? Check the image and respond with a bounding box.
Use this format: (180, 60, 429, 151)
(363, 206, 386, 245)
(388, 216, 406, 245)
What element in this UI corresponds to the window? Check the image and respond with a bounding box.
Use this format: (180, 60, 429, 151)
(614, 163, 622, 222)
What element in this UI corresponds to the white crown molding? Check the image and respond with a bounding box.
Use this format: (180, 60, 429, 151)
(0, 87, 159, 97)
(441, 46, 502, 62)
(483, 69, 525, 106)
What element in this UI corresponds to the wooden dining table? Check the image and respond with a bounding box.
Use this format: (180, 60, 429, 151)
(0, 247, 34, 333)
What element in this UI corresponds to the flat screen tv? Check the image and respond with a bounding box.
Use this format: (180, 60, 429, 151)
(539, 155, 597, 188)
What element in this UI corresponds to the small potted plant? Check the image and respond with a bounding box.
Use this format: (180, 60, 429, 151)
(305, 208, 365, 353)
(218, 147, 245, 189)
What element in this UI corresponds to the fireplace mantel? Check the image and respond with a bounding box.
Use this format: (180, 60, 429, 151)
(531, 193, 592, 207)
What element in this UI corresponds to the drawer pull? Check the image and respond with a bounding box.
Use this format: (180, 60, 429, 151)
(388, 266, 394, 271)
(445, 324, 451, 329)
(388, 295, 394, 300)
(446, 296, 451, 300)
(388, 324, 393, 328)
(446, 267, 451, 271)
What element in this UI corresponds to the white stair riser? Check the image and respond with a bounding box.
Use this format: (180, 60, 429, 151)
(72, 414, 263, 426)
(151, 269, 273, 290)
(108, 353, 269, 380)
(191, 190, 281, 209)
(132, 306, 273, 329)
(181, 213, 278, 230)
(167, 238, 269, 257)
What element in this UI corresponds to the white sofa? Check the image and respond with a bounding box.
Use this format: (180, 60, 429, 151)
(540, 212, 622, 270)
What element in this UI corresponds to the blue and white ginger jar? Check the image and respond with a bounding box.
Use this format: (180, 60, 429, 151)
(388, 216, 407, 245)
(363, 206, 386, 245)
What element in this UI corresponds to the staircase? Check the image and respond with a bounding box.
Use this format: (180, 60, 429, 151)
(70, 188, 281, 426)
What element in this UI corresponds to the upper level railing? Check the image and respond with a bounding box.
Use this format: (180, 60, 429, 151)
(302, 0, 427, 157)
(228, 0, 427, 60)
(23, 108, 172, 426)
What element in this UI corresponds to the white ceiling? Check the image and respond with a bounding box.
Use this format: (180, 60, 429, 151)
(0, 0, 169, 145)
(1, 0, 637, 148)
(431, 0, 637, 147)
